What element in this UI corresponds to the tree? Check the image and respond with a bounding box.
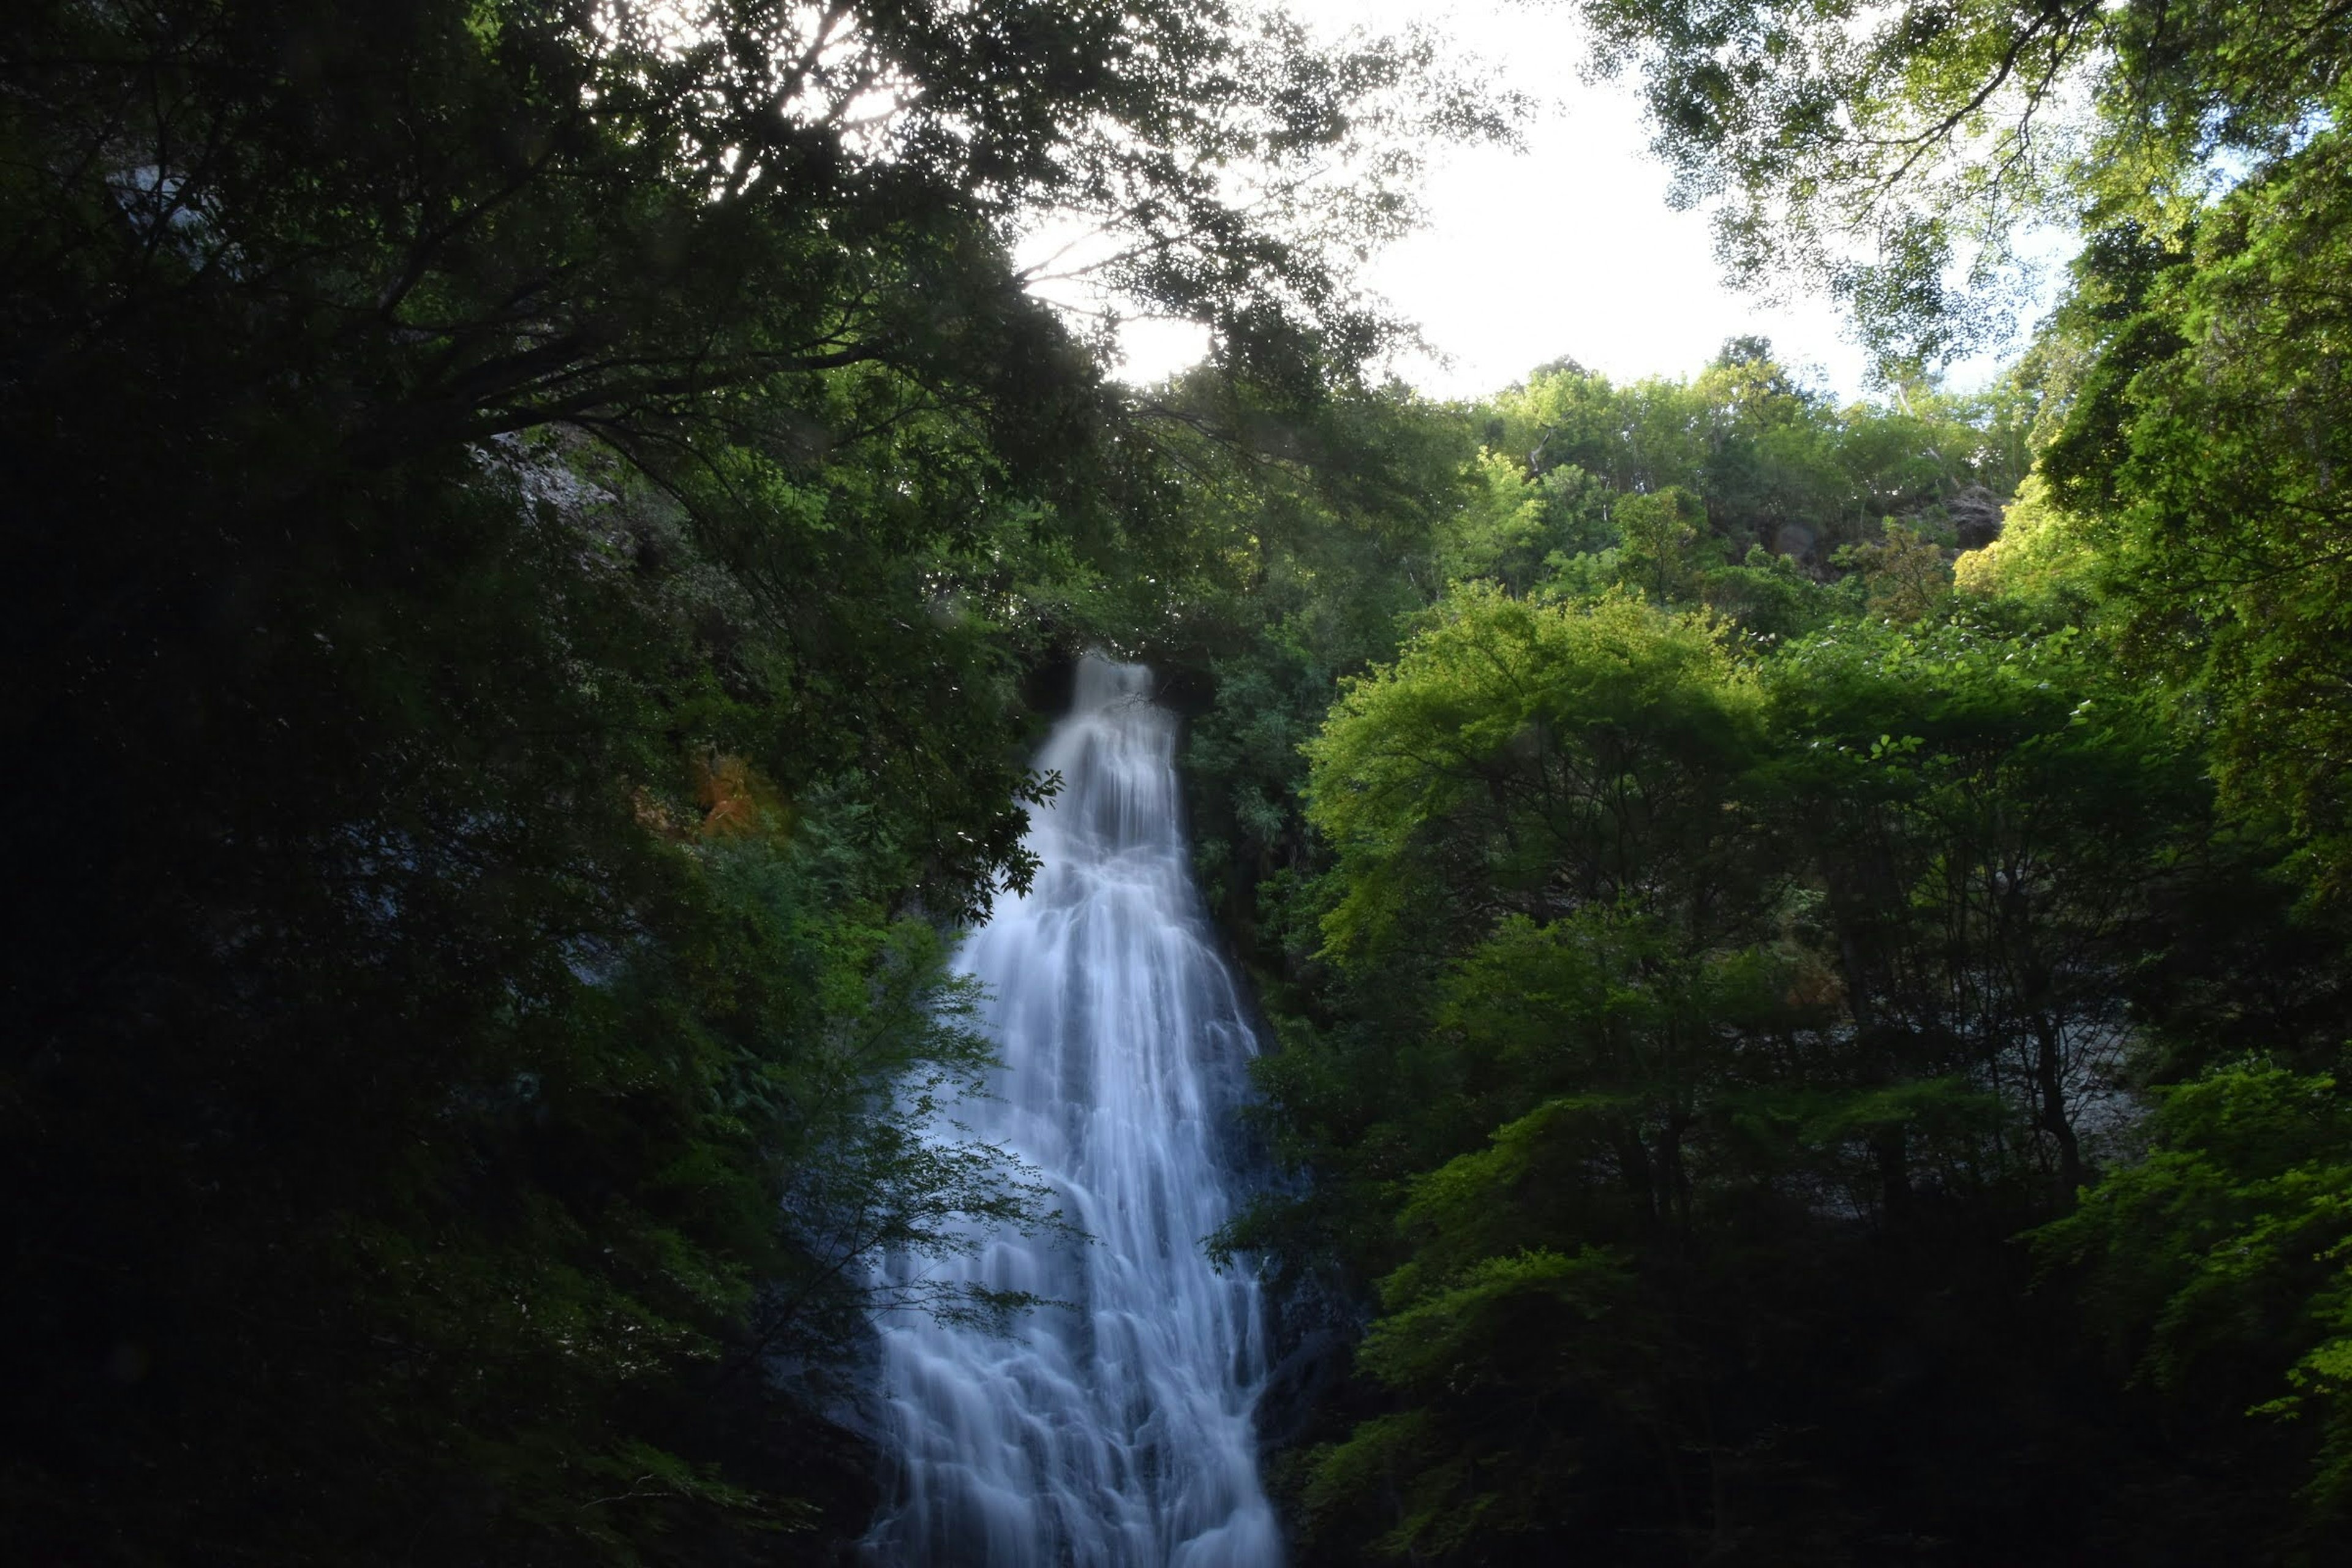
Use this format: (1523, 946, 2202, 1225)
(1277, 591, 1798, 1561)
(2038, 129, 2352, 895)
(1233, 571, 2230, 1563)
(0, 2, 1518, 1559)
(1563, 0, 2352, 363)
(1763, 618, 2207, 1205)
(2036, 1061, 2352, 1552)
(1615, 484, 1707, 605)
(1841, 521, 1953, 622)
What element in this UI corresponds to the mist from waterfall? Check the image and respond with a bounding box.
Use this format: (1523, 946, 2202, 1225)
(864, 654, 1283, 1567)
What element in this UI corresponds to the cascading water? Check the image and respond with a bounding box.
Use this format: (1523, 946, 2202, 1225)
(865, 654, 1283, 1567)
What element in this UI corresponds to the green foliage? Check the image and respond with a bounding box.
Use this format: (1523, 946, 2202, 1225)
(1838, 522, 1954, 621)
(1, 429, 1068, 1559)
(2037, 1063, 2352, 1525)
(1160, 5, 2352, 1564)
(1231, 535, 2287, 1561)
(2034, 128, 2352, 895)
(1435, 448, 1614, 592)
(0, 1, 1521, 1559)
(1953, 471, 2098, 612)
(13, 0, 2335, 1551)
(1306, 587, 1761, 966)
(1615, 485, 1709, 604)
(1136, 276, 2352, 1567)
(1575, 0, 2352, 364)
(1308, 1246, 1642, 1559)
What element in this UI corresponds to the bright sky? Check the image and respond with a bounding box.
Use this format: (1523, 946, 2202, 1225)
(1112, 0, 2025, 402)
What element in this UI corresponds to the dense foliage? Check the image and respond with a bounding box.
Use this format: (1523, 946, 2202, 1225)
(0, 1, 1510, 1560)
(12, 0, 2352, 1562)
(1172, 334, 2352, 1561)
(1160, 4, 2352, 1559)
(1566, 0, 2352, 361)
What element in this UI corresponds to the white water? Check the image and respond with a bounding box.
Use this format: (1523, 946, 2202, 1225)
(865, 655, 1283, 1567)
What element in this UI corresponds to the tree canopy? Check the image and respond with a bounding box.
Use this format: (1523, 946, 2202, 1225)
(13, 0, 2352, 1562)
(0, 1, 1515, 1559)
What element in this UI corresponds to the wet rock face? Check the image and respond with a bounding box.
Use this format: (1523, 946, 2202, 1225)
(1769, 521, 1817, 564)
(1252, 1315, 1356, 1463)
(1949, 484, 2007, 550)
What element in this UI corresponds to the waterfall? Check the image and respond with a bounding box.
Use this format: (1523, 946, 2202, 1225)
(865, 654, 1283, 1567)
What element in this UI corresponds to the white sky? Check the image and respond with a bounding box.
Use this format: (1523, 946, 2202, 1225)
(1111, 0, 2030, 402)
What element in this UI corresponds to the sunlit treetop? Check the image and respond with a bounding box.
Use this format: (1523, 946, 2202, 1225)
(1545, 0, 2352, 366)
(2, 0, 1522, 480)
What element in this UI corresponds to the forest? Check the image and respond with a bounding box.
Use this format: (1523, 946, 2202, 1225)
(7, 0, 2352, 1562)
